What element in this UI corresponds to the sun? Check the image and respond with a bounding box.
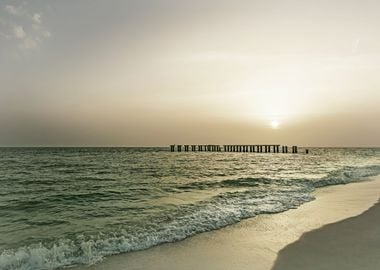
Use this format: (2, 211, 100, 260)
(271, 120, 280, 129)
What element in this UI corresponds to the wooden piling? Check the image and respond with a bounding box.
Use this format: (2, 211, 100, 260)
(170, 144, 298, 154)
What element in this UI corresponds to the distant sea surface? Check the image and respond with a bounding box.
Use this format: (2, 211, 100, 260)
(1, 147, 380, 270)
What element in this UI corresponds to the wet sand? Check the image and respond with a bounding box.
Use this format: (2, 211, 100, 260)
(76, 176, 380, 270)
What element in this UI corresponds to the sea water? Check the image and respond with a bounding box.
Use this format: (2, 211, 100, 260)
(0, 147, 379, 270)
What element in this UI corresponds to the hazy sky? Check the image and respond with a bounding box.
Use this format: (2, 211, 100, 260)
(1, 0, 379, 146)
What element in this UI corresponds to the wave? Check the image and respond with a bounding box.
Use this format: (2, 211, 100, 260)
(1, 165, 380, 270)
(312, 164, 380, 188)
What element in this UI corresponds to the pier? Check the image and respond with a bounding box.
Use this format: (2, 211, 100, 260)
(169, 145, 303, 153)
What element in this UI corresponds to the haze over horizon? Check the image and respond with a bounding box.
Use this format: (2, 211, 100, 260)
(1, 0, 379, 147)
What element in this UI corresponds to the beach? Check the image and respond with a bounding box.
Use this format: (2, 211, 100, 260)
(273, 200, 380, 270)
(76, 176, 380, 270)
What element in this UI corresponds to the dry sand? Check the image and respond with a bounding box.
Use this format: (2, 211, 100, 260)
(272, 201, 380, 270)
(76, 176, 380, 270)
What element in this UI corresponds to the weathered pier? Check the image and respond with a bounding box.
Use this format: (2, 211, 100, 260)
(169, 145, 303, 153)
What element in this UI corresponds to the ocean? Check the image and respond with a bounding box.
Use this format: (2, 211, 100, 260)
(0, 147, 379, 270)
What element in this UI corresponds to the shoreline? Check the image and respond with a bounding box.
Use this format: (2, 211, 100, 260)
(75, 176, 380, 270)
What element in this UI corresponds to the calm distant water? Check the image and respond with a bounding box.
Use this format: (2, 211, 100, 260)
(0, 147, 380, 270)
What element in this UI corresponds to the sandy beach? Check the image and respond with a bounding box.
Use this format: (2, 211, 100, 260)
(75, 176, 380, 270)
(272, 201, 380, 270)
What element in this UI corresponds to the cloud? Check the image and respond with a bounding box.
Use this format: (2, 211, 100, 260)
(0, 2, 51, 51)
(19, 36, 38, 49)
(0, 31, 10, 39)
(32, 13, 41, 24)
(42, 30, 51, 38)
(13, 25, 26, 39)
(4, 5, 20, 15)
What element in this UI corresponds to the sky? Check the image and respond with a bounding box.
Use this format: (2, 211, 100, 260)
(0, 0, 379, 146)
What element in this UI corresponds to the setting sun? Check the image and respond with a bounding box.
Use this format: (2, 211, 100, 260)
(271, 120, 280, 129)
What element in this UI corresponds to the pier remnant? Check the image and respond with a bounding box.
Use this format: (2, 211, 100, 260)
(169, 144, 301, 154)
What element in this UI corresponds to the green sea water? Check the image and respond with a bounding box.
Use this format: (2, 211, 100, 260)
(0, 147, 379, 270)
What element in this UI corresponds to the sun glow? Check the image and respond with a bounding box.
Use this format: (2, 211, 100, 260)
(271, 120, 280, 129)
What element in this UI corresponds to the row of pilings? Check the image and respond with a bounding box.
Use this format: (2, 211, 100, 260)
(170, 145, 299, 153)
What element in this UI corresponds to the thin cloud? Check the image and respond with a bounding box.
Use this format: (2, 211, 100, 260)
(0, 32, 10, 39)
(13, 25, 26, 39)
(4, 5, 20, 15)
(1, 2, 51, 51)
(32, 13, 41, 24)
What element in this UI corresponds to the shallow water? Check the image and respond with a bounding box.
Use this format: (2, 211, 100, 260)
(0, 147, 379, 270)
